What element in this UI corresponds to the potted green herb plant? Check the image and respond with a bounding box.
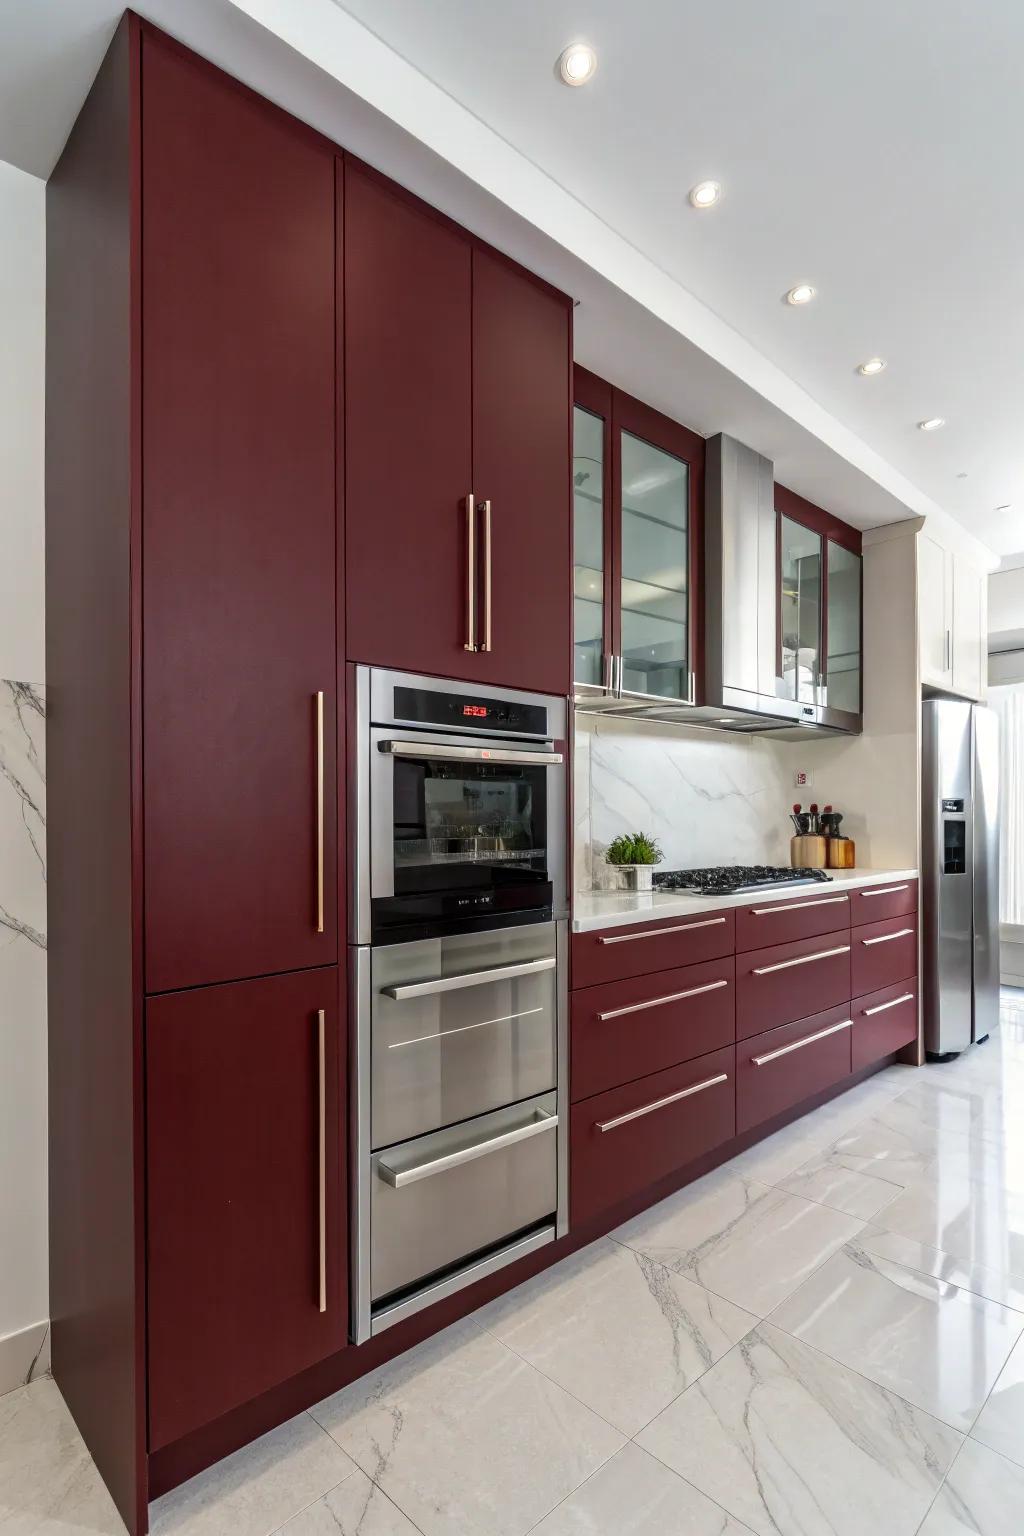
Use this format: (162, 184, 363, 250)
(604, 831, 664, 892)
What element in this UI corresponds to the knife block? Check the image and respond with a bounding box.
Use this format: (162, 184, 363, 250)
(791, 834, 827, 869)
(827, 836, 856, 869)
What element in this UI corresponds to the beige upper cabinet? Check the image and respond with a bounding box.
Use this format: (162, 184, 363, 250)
(917, 531, 986, 700)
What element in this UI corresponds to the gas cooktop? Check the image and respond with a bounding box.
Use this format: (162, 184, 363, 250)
(653, 864, 834, 897)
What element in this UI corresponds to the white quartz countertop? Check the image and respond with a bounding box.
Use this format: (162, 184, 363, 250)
(571, 869, 919, 934)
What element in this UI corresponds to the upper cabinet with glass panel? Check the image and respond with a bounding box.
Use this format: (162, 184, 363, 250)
(775, 487, 863, 731)
(572, 366, 700, 708)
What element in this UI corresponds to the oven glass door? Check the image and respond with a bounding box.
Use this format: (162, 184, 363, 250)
(371, 730, 554, 939)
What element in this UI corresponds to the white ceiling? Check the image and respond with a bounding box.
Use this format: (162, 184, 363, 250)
(3, 0, 1019, 559)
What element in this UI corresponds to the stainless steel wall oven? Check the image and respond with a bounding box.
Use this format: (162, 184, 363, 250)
(350, 668, 569, 1342)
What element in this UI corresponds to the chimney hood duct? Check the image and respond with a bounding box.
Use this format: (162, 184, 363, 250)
(576, 433, 851, 737)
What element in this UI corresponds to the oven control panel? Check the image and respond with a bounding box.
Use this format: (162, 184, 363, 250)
(393, 685, 548, 736)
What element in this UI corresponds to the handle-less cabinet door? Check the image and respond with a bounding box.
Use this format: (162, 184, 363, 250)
(146, 969, 346, 1450)
(142, 38, 337, 993)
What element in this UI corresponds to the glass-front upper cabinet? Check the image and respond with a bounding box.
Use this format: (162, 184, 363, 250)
(776, 487, 862, 728)
(572, 366, 701, 706)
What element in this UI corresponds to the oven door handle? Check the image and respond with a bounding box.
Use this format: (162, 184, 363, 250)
(379, 739, 563, 767)
(377, 1108, 557, 1188)
(382, 955, 556, 1000)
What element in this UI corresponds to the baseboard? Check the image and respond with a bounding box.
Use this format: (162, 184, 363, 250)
(0, 1320, 50, 1398)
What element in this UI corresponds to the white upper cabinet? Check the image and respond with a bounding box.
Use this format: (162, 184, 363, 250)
(917, 530, 986, 701)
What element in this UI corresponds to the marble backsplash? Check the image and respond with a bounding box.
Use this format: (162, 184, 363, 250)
(0, 678, 49, 1388)
(574, 715, 794, 891)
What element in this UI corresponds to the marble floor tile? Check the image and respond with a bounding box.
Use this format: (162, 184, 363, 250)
(852, 1225, 1024, 1312)
(822, 1114, 953, 1182)
(309, 1319, 624, 1536)
(635, 1322, 962, 1536)
(775, 1155, 904, 1218)
(0, 1378, 126, 1535)
(529, 1441, 752, 1535)
(725, 1121, 833, 1187)
(150, 1412, 355, 1536)
(917, 1439, 1024, 1536)
(614, 1172, 863, 1316)
(274, 1468, 422, 1535)
(769, 1244, 1024, 1430)
(872, 1174, 1024, 1277)
(971, 1332, 1024, 1468)
(879, 1082, 1009, 1144)
(475, 1236, 756, 1436)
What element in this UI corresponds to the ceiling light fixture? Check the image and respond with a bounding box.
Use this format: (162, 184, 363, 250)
(857, 357, 886, 376)
(558, 43, 597, 86)
(689, 180, 721, 209)
(996, 503, 1014, 512)
(785, 284, 816, 306)
(918, 417, 945, 431)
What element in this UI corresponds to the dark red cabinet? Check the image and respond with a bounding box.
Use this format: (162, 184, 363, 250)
(851, 980, 919, 1070)
(851, 913, 918, 996)
(142, 38, 338, 995)
(345, 166, 571, 694)
(147, 968, 346, 1450)
(736, 930, 852, 1040)
(571, 909, 735, 988)
(735, 891, 851, 951)
(736, 1003, 853, 1134)
(849, 879, 918, 926)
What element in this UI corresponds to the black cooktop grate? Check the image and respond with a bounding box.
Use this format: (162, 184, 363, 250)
(653, 864, 833, 896)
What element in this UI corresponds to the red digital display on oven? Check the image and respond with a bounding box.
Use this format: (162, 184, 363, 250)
(463, 704, 488, 718)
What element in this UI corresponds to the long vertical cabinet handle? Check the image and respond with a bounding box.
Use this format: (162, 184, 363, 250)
(464, 494, 477, 652)
(482, 499, 493, 652)
(315, 691, 325, 934)
(317, 1008, 327, 1313)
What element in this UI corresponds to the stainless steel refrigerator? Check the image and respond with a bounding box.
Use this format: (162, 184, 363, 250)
(922, 699, 1000, 1058)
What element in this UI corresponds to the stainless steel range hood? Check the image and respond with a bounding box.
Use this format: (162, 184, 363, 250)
(576, 433, 848, 738)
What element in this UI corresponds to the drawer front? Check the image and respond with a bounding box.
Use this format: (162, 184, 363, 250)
(571, 957, 734, 1102)
(736, 931, 851, 1041)
(371, 924, 557, 1148)
(370, 1093, 557, 1303)
(735, 890, 851, 952)
(852, 914, 918, 997)
(849, 879, 918, 926)
(736, 1004, 853, 1135)
(571, 909, 734, 988)
(571, 1048, 735, 1228)
(851, 980, 919, 1070)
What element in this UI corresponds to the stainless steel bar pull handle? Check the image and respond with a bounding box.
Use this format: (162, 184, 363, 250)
(315, 691, 325, 934)
(464, 494, 477, 652)
(751, 1018, 852, 1067)
(863, 992, 915, 1017)
(378, 1108, 557, 1188)
(597, 977, 728, 1022)
(598, 917, 727, 945)
(383, 955, 556, 1001)
(861, 885, 910, 897)
(317, 1009, 327, 1312)
(379, 739, 563, 767)
(749, 896, 849, 915)
(861, 928, 914, 946)
(482, 498, 493, 652)
(752, 944, 850, 976)
(597, 1072, 728, 1133)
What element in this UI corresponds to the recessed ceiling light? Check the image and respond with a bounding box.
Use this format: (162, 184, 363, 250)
(918, 417, 945, 431)
(558, 43, 597, 86)
(956, 471, 969, 479)
(785, 284, 816, 306)
(996, 503, 1014, 512)
(857, 357, 887, 376)
(689, 180, 721, 209)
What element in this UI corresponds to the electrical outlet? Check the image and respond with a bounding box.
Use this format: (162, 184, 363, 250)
(794, 769, 812, 789)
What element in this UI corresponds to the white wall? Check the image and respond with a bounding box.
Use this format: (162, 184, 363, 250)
(989, 562, 1024, 686)
(0, 157, 48, 1391)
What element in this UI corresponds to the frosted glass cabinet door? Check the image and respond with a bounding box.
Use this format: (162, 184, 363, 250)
(573, 404, 606, 687)
(826, 540, 862, 715)
(778, 515, 822, 702)
(619, 430, 690, 700)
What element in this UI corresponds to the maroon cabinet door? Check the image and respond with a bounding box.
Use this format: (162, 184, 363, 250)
(142, 37, 337, 994)
(851, 979, 919, 1070)
(851, 914, 919, 996)
(849, 879, 918, 926)
(735, 890, 851, 951)
(344, 163, 474, 678)
(147, 968, 346, 1450)
(471, 248, 572, 695)
(571, 910, 735, 988)
(736, 1003, 853, 1134)
(735, 930, 852, 1040)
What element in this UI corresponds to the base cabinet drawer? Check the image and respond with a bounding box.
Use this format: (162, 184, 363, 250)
(851, 914, 918, 996)
(571, 957, 734, 1101)
(735, 891, 851, 952)
(570, 1047, 735, 1228)
(571, 910, 734, 989)
(736, 931, 851, 1040)
(736, 1005, 853, 1135)
(852, 981, 918, 1070)
(849, 879, 917, 926)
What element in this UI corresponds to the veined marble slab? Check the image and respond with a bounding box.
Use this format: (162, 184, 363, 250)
(0, 679, 45, 952)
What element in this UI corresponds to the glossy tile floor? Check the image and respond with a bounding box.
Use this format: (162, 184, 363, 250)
(9, 995, 1024, 1536)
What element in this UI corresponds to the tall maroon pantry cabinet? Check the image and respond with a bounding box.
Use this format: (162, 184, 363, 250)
(45, 16, 573, 1534)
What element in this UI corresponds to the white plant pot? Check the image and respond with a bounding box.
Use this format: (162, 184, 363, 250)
(613, 865, 655, 892)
